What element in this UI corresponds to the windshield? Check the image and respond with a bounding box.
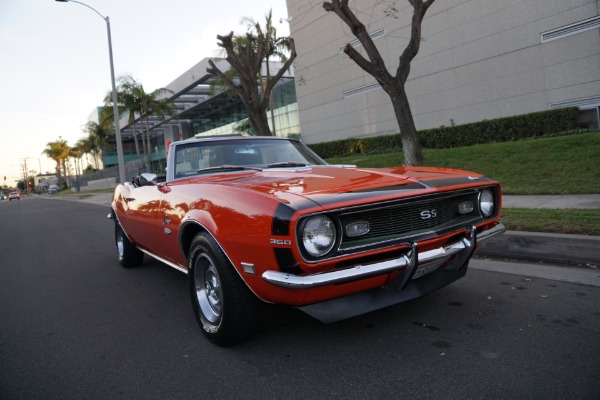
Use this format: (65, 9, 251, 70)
(173, 138, 326, 179)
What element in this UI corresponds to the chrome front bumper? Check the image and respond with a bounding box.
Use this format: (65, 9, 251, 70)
(262, 223, 506, 290)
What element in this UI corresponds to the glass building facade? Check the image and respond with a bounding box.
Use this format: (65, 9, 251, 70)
(101, 62, 299, 176)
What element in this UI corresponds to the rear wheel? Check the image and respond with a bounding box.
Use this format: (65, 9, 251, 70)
(115, 223, 143, 268)
(188, 232, 261, 346)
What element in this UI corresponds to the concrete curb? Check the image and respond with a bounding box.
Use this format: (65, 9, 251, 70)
(477, 230, 600, 267)
(502, 194, 600, 209)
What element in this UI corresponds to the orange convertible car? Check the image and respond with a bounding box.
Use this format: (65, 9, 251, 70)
(110, 136, 504, 345)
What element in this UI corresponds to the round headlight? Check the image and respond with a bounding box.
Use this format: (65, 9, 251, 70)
(301, 215, 336, 257)
(480, 188, 495, 217)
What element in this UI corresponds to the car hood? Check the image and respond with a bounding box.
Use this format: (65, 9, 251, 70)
(201, 165, 489, 209)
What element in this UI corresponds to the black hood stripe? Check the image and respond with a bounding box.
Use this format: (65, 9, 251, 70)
(272, 203, 296, 236)
(426, 176, 491, 187)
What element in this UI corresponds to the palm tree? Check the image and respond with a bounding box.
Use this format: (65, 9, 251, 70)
(134, 83, 176, 167)
(83, 121, 109, 169)
(42, 139, 70, 188)
(241, 9, 292, 135)
(104, 75, 143, 162)
(104, 75, 176, 168)
(76, 136, 99, 170)
(76, 137, 92, 169)
(207, 9, 296, 136)
(68, 147, 82, 188)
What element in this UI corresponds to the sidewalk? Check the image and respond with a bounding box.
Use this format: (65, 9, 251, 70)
(502, 194, 600, 209)
(46, 191, 113, 206)
(480, 194, 600, 266)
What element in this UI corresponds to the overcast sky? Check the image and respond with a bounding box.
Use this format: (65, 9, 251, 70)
(0, 0, 290, 183)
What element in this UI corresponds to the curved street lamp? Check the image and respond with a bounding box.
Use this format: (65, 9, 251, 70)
(55, 0, 126, 184)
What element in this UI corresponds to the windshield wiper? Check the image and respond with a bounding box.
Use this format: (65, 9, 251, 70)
(266, 162, 307, 168)
(197, 165, 262, 174)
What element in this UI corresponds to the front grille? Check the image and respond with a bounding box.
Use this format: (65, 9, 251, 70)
(338, 190, 483, 250)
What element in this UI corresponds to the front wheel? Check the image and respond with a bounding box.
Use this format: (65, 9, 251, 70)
(188, 232, 262, 346)
(115, 223, 143, 268)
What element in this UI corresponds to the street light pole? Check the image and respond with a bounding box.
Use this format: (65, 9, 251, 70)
(55, 0, 126, 184)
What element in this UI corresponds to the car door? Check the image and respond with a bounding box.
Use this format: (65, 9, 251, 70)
(123, 184, 165, 253)
(151, 181, 190, 266)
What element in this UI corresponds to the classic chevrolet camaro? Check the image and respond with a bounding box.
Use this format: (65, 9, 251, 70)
(110, 136, 505, 345)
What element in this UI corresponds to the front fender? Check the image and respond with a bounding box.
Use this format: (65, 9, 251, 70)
(179, 210, 219, 263)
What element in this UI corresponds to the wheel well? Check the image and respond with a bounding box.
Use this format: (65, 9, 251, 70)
(180, 222, 208, 263)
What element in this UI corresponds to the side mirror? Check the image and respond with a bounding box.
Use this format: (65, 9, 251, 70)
(139, 173, 157, 186)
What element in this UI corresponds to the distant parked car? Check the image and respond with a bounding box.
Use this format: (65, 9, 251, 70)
(48, 186, 60, 194)
(8, 192, 20, 201)
(0, 193, 7, 200)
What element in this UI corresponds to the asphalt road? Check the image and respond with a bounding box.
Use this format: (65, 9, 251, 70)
(1, 196, 599, 399)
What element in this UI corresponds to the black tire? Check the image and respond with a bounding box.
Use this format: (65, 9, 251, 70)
(188, 232, 262, 346)
(115, 223, 143, 268)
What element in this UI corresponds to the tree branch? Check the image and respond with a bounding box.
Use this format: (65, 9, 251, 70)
(398, 0, 435, 84)
(262, 38, 297, 109)
(324, 0, 393, 85)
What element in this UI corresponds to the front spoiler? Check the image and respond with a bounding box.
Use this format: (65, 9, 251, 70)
(264, 222, 505, 324)
(298, 255, 469, 324)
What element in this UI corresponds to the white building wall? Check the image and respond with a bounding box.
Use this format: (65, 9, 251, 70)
(286, 0, 600, 144)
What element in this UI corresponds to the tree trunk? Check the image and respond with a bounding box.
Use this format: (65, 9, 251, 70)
(207, 32, 296, 138)
(323, 0, 433, 167)
(61, 159, 68, 188)
(55, 162, 62, 189)
(144, 116, 153, 169)
(140, 130, 148, 166)
(265, 59, 277, 135)
(131, 123, 141, 161)
(269, 93, 277, 136)
(387, 86, 423, 166)
(248, 108, 272, 136)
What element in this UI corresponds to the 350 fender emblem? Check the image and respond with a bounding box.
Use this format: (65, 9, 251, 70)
(420, 209, 437, 220)
(270, 239, 292, 246)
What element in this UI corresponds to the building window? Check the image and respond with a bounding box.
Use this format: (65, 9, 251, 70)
(541, 15, 600, 43)
(339, 28, 386, 53)
(550, 96, 600, 129)
(576, 108, 600, 129)
(343, 82, 382, 98)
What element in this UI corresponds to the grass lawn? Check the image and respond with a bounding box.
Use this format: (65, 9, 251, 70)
(326, 132, 600, 195)
(326, 132, 600, 235)
(502, 208, 600, 236)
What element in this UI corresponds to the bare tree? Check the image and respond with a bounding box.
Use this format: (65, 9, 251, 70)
(207, 30, 296, 136)
(323, 0, 435, 166)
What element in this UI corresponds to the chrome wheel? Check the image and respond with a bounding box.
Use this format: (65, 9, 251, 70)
(116, 230, 125, 258)
(114, 223, 143, 268)
(188, 232, 262, 345)
(194, 254, 223, 324)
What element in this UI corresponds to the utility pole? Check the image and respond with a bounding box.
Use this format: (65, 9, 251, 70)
(20, 158, 31, 195)
(25, 159, 29, 195)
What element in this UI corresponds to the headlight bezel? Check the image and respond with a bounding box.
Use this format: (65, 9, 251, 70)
(297, 214, 339, 260)
(479, 187, 496, 218)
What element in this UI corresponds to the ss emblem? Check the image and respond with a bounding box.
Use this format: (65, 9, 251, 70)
(420, 209, 437, 220)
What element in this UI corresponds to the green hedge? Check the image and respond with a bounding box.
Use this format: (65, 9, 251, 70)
(308, 107, 580, 158)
